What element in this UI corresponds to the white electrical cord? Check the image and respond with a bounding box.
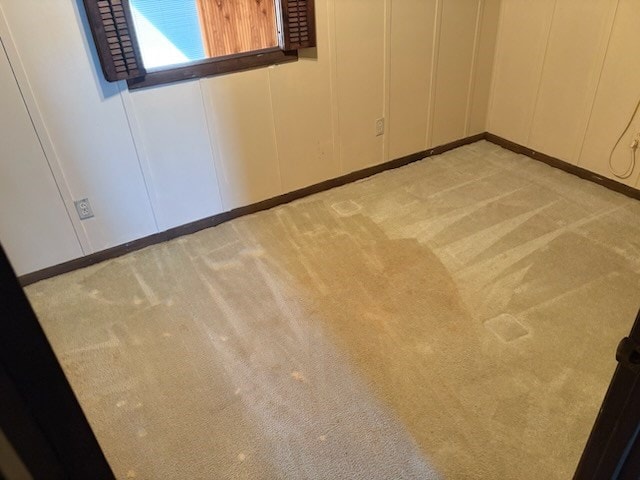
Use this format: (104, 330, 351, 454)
(608, 97, 640, 179)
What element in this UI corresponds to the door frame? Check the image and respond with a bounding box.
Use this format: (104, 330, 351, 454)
(0, 245, 114, 479)
(574, 310, 640, 479)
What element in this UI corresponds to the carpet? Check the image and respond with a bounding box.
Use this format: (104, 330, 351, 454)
(27, 141, 640, 479)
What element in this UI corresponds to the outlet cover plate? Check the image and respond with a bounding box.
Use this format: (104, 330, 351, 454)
(74, 198, 94, 220)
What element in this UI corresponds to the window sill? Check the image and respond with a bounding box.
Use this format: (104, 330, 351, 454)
(127, 48, 298, 90)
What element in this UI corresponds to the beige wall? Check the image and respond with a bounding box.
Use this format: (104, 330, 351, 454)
(488, 0, 640, 188)
(0, 0, 499, 274)
(0, 35, 83, 274)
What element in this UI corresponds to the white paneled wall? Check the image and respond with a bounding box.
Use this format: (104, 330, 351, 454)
(0, 0, 499, 275)
(0, 40, 83, 274)
(488, 0, 640, 188)
(0, 0, 158, 257)
(334, 0, 386, 172)
(202, 68, 282, 210)
(528, 0, 615, 163)
(269, 53, 338, 193)
(124, 81, 224, 232)
(388, 0, 437, 160)
(467, 0, 501, 135)
(488, 0, 557, 145)
(430, 0, 481, 146)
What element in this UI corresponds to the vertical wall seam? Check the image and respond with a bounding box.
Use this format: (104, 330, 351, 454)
(326, 0, 342, 174)
(266, 68, 284, 194)
(426, 0, 443, 149)
(486, 0, 507, 133)
(574, 0, 620, 167)
(464, 0, 485, 136)
(197, 79, 226, 213)
(382, 0, 392, 163)
(199, 79, 231, 212)
(117, 83, 160, 232)
(524, 0, 558, 146)
(0, 6, 91, 255)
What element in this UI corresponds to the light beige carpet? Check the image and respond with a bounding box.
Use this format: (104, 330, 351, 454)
(27, 141, 640, 479)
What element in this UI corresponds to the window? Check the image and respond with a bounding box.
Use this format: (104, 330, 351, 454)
(82, 0, 316, 89)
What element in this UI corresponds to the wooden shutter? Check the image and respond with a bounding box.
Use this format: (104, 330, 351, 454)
(276, 0, 316, 50)
(83, 0, 145, 82)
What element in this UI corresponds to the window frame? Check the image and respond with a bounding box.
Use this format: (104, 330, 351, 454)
(127, 47, 298, 90)
(82, 0, 315, 90)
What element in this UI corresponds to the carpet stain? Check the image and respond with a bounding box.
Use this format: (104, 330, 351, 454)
(243, 207, 505, 478)
(290, 371, 307, 383)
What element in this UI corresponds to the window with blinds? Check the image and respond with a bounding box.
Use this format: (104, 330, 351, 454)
(82, 0, 316, 87)
(130, 0, 206, 69)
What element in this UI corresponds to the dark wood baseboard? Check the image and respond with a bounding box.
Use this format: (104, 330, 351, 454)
(18, 133, 485, 286)
(484, 132, 640, 201)
(21, 131, 638, 286)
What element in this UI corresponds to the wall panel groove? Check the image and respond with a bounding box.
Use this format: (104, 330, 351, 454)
(118, 84, 160, 232)
(464, 0, 484, 136)
(524, 0, 558, 146)
(382, 0, 392, 163)
(574, 0, 621, 165)
(425, 0, 443, 149)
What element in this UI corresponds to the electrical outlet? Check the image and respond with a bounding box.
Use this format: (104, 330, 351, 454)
(74, 198, 94, 220)
(375, 118, 385, 136)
